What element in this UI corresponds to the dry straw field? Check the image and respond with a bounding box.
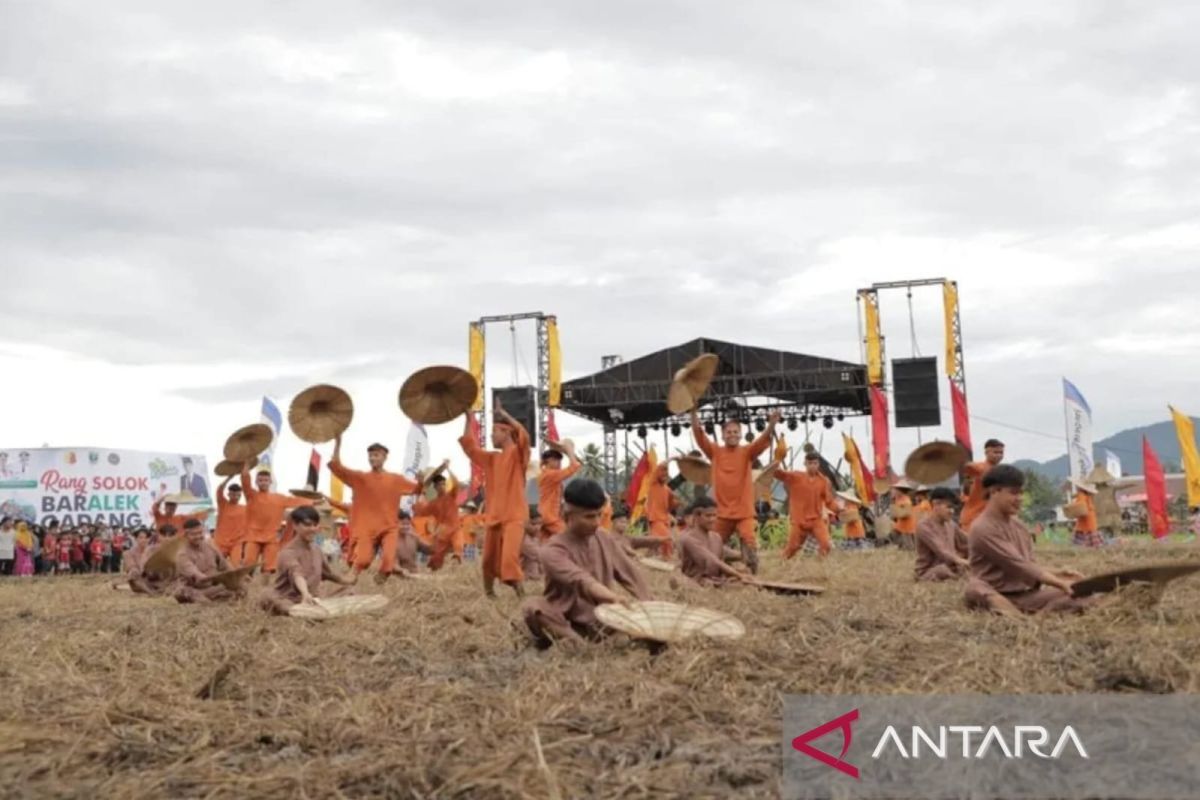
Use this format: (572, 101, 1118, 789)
(2, 541, 1198, 799)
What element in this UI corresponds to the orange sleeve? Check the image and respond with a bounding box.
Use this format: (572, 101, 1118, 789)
(412, 499, 433, 517)
(823, 480, 838, 513)
(240, 468, 257, 502)
(459, 435, 489, 467)
(748, 431, 771, 459)
(328, 458, 362, 488)
(561, 461, 581, 480)
(692, 419, 715, 458)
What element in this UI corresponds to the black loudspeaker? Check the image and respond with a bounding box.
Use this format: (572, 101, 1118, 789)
(892, 358, 940, 428)
(493, 386, 538, 448)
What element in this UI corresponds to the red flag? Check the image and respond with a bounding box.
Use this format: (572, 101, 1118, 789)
(1144, 436, 1170, 539)
(546, 409, 561, 443)
(950, 381, 973, 458)
(307, 449, 321, 490)
(625, 450, 651, 511)
(869, 386, 890, 479)
(464, 413, 484, 505)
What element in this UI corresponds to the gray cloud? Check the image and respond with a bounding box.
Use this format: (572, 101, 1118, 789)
(2, 0, 1198, 462)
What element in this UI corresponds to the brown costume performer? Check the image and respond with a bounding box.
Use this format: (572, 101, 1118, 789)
(690, 408, 780, 573)
(678, 496, 753, 587)
(520, 511, 544, 581)
(964, 465, 1093, 615)
(914, 487, 970, 582)
(125, 530, 171, 595)
(261, 506, 355, 614)
(522, 479, 653, 647)
(174, 520, 235, 603)
(459, 402, 531, 595)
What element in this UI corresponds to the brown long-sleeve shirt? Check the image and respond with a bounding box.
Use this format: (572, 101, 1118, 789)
(270, 537, 339, 605)
(915, 516, 965, 580)
(536, 529, 653, 628)
(679, 528, 732, 586)
(967, 509, 1043, 594)
(176, 542, 229, 587)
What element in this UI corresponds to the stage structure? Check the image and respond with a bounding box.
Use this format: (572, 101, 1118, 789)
(856, 278, 970, 480)
(558, 338, 871, 481)
(467, 312, 562, 449)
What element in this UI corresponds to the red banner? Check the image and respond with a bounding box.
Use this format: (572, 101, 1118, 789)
(869, 386, 890, 479)
(307, 449, 321, 490)
(546, 408, 561, 443)
(950, 381, 973, 458)
(625, 450, 651, 511)
(1144, 436, 1170, 539)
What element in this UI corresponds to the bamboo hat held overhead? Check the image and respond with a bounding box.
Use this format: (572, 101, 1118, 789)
(676, 455, 712, 486)
(224, 423, 274, 462)
(667, 353, 719, 414)
(399, 366, 478, 425)
(214, 456, 257, 477)
(288, 384, 354, 444)
(904, 441, 969, 486)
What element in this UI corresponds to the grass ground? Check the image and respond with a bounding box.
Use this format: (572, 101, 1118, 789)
(2, 539, 1198, 799)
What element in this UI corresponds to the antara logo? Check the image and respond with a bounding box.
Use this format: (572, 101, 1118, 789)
(793, 710, 1089, 779)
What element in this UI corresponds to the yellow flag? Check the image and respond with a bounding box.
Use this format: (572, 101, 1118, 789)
(547, 317, 562, 406)
(468, 323, 485, 411)
(330, 473, 347, 519)
(943, 281, 960, 378)
(860, 291, 883, 385)
(773, 435, 788, 463)
(843, 434, 868, 504)
(631, 447, 657, 523)
(1169, 406, 1200, 507)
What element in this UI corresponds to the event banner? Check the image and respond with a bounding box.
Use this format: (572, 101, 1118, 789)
(1062, 378, 1094, 480)
(0, 447, 212, 527)
(784, 694, 1200, 800)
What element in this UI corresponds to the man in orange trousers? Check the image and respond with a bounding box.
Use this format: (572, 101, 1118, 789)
(776, 451, 840, 558)
(240, 467, 314, 574)
(691, 407, 779, 573)
(459, 401, 531, 597)
(213, 474, 247, 566)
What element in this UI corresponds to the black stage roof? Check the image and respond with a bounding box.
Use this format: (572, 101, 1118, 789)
(559, 337, 870, 428)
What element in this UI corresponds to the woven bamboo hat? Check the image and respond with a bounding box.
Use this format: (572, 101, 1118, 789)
(399, 366, 478, 425)
(595, 601, 745, 643)
(223, 423, 274, 462)
(666, 354, 719, 414)
(288, 384, 354, 444)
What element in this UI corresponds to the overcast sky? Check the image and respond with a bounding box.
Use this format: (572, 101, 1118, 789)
(2, 1, 1198, 488)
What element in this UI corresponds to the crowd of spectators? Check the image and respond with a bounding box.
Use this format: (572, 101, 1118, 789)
(0, 517, 137, 577)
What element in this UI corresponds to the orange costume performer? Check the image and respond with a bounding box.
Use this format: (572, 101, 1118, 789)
(960, 439, 1006, 534)
(691, 408, 779, 573)
(645, 463, 680, 558)
(240, 467, 314, 572)
(414, 475, 462, 571)
(776, 457, 839, 558)
(1070, 489, 1102, 548)
(328, 439, 423, 580)
(151, 497, 210, 536)
(460, 405, 531, 594)
(892, 491, 917, 538)
(537, 444, 581, 539)
(213, 477, 247, 566)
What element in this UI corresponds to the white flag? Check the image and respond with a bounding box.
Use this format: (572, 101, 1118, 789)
(400, 423, 430, 512)
(259, 396, 283, 488)
(1062, 378, 1094, 480)
(1105, 449, 1122, 479)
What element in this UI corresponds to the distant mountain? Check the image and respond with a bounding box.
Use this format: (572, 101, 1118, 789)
(1014, 418, 1197, 479)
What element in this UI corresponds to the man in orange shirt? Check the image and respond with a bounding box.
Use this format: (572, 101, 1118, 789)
(891, 480, 918, 547)
(775, 452, 841, 558)
(414, 470, 462, 571)
(330, 436, 431, 584)
(838, 492, 868, 549)
(459, 402, 531, 597)
(645, 462, 681, 557)
(1070, 481, 1102, 548)
(537, 441, 581, 539)
(690, 407, 780, 573)
(960, 439, 1005, 533)
(213, 475, 247, 566)
(151, 496, 211, 536)
(240, 467, 315, 574)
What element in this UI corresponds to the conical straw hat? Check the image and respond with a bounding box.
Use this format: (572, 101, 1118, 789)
(676, 455, 712, 486)
(836, 490, 863, 506)
(904, 441, 969, 486)
(288, 384, 354, 444)
(399, 366, 478, 425)
(289, 488, 324, 500)
(287, 594, 390, 620)
(223, 423, 274, 461)
(594, 600, 744, 643)
(214, 457, 257, 477)
(142, 536, 185, 578)
(1071, 563, 1200, 598)
(754, 580, 826, 596)
(666, 354, 719, 414)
